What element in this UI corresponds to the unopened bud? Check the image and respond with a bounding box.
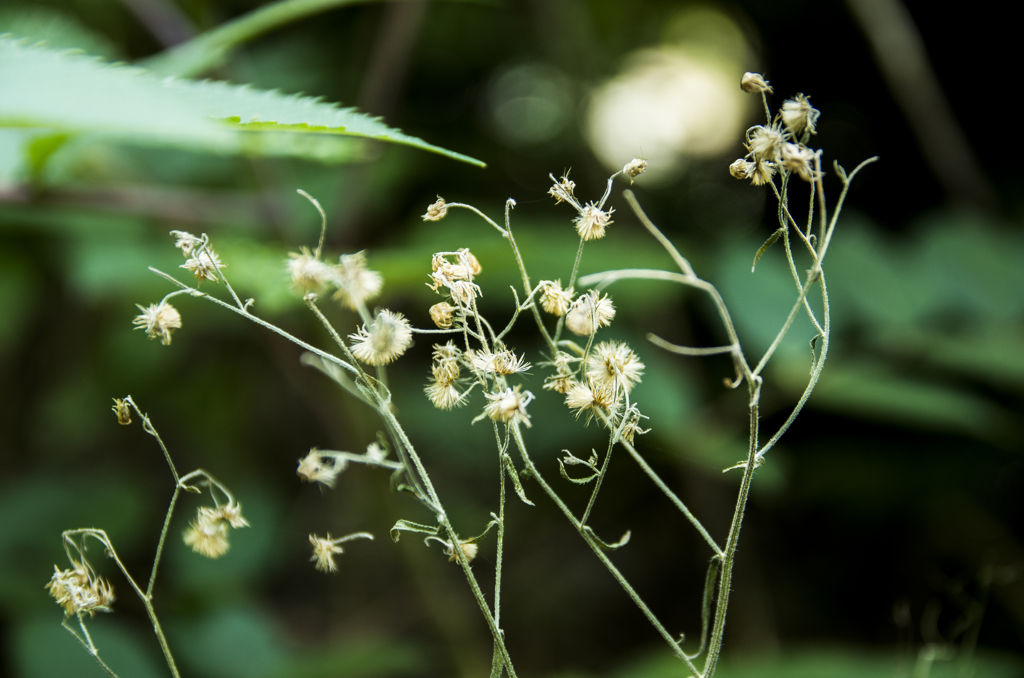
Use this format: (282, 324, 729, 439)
(740, 72, 773, 94)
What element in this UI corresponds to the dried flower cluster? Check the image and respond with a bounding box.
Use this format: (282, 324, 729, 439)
(133, 300, 182, 345)
(730, 74, 821, 185)
(182, 502, 249, 559)
(46, 558, 115, 617)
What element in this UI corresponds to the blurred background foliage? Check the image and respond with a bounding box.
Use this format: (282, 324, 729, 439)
(0, 0, 1021, 677)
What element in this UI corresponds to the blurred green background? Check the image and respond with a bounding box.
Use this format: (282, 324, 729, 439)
(1, 0, 1021, 676)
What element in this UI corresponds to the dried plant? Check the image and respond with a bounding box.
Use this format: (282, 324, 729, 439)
(50, 73, 874, 678)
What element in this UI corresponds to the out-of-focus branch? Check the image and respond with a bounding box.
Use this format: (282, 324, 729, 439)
(845, 0, 996, 212)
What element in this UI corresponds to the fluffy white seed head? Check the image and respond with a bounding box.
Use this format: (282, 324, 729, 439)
(333, 251, 383, 310)
(133, 301, 182, 346)
(565, 290, 616, 336)
(349, 310, 414, 365)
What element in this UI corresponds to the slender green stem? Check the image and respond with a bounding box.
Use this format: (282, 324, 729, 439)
(580, 434, 616, 526)
(147, 487, 181, 598)
(702, 381, 761, 678)
(64, 618, 120, 677)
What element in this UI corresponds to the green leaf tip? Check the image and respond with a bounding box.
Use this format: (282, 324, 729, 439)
(0, 38, 485, 167)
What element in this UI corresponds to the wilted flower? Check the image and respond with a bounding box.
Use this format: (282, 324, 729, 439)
(46, 559, 115, 617)
(745, 124, 785, 163)
(622, 158, 648, 183)
(543, 352, 577, 394)
(548, 173, 578, 206)
(429, 302, 457, 328)
(539, 280, 574, 316)
(781, 143, 817, 181)
(181, 248, 226, 284)
(183, 507, 231, 558)
(309, 534, 345, 573)
(565, 290, 616, 336)
(333, 251, 383, 310)
(484, 386, 534, 427)
(565, 379, 617, 423)
(133, 301, 182, 346)
(297, 449, 346, 488)
(586, 341, 644, 396)
(447, 541, 479, 563)
(574, 203, 613, 241)
(422, 196, 449, 221)
(349, 310, 414, 365)
(740, 72, 773, 94)
(425, 380, 465, 410)
(170, 230, 199, 256)
(287, 247, 335, 295)
(365, 442, 388, 462)
(466, 349, 530, 376)
(111, 398, 131, 425)
(780, 93, 820, 138)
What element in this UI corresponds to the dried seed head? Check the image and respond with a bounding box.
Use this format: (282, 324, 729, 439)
(542, 352, 577, 394)
(466, 349, 530, 376)
(429, 302, 457, 328)
(429, 252, 482, 303)
(349, 310, 414, 365)
(780, 93, 819, 138)
(181, 248, 226, 284)
(539, 280, 574, 316)
(549, 173, 578, 206)
(618, 406, 651, 444)
(46, 560, 115, 617)
(170, 230, 199, 256)
(565, 290, 616, 336)
(333, 251, 383, 310)
(622, 158, 648, 183)
(740, 72, 773, 94)
(422, 196, 449, 221)
(587, 341, 644, 395)
(574, 203, 613, 241)
(286, 247, 334, 295)
(484, 386, 534, 427)
(297, 449, 346, 488)
(433, 341, 462, 362)
(183, 507, 231, 558)
(425, 380, 465, 410)
(459, 249, 483, 276)
(745, 124, 785, 163)
(133, 301, 182, 346)
(781, 143, 817, 182)
(564, 379, 618, 422)
(729, 159, 754, 181)
(111, 398, 131, 425)
(212, 501, 250, 529)
(309, 534, 345, 573)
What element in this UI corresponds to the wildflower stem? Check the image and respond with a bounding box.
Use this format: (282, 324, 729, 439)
(150, 267, 361, 378)
(702, 380, 761, 678)
(580, 428, 618, 527)
(148, 487, 181, 599)
(509, 424, 701, 677)
(501, 207, 556, 354)
(296, 188, 327, 260)
(64, 617, 120, 677)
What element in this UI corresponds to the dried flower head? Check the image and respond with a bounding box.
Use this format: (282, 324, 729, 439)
(466, 349, 530, 376)
(622, 158, 648, 183)
(565, 290, 616, 336)
(170, 230, 199, 256)
(46, 559, 115, 617)
(539, 280, 574, 316)
(548, 173, 578, 206)
(133, 301, 182, 346)
(181, 248, 226, 284)
(780, 93, 820, 138)
(429, 252, 482, 304)
(309, 534, 345, 573)
(183, 507, 231, 558)
(425, 380, 465, 410)
(287, 247, 335, 295)
(574, 203, 613, 241)
(781, 143, 817, 182)
(543, 352, 577, 394)
(429, 302, 457, 328)
(297, 449, 346, 488)
(212, 501, 250, 529)
(729, 159, 754, 181)
(349, 310, 414, 365)
(740, 72, 773, 94)
(617, 406, 651, 444)
(565, 379, 618, 423)
(587, 341, 644, 395)
(745, 124, 785, 163)
(333, 251, 383, 310)
(422, 196, 449, 221)
(111, 398, 131, 425)
(484, 386, 534, 427)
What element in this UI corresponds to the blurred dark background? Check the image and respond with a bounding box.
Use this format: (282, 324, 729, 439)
(1, 1, 1021, 677)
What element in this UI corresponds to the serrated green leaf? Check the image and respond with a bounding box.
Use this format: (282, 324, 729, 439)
(0, 38, 484, 166)
(583, 526, 631, 551)
(502, 454, 534, 506)
(389, 519, 440, 543)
